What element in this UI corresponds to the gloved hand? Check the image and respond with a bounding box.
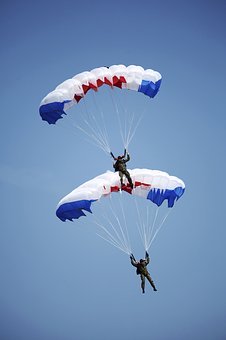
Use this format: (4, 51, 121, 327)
(130, 253, 135, 260)
(145, 251, 149, 258)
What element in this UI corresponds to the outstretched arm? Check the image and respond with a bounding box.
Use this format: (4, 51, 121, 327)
(110, 151, 117, 161)
(125, 153, 130, 162)
(145, 251, 150, 265)
(110, 151, 115, 159)
(130, 254, 137, 267)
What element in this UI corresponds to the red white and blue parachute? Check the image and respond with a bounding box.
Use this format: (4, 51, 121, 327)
(39, 65, 162, 125)
(56, 169, 185, 222)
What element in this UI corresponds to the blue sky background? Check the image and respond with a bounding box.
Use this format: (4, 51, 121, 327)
(1, 1, 226, 339)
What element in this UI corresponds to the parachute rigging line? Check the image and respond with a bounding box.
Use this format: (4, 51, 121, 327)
(93, 194, 132, 254)
(74, 95, 111, 154)
(108, 87, 145, 150)
(147, 209, 171, 249)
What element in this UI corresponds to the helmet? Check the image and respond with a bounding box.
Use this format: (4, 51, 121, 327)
(140, 259, 145, 263)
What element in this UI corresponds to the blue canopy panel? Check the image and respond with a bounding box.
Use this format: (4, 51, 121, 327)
(39, 100, 71, 124)
(138, 79, 162, 98)
(147, 186, 185, 208)
(56, 199, 97, 222)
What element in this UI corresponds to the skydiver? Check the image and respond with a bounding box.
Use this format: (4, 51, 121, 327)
(110, 149, 133, 189)
(130, 252, 157, 294)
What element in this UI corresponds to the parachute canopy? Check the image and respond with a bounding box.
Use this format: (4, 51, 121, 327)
(39, 65, 162, 124)
(56, 169, 185, 222)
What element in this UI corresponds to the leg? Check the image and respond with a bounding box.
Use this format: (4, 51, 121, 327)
(146, 274, 157, 291)
(140, 274, 145, 294)
(124, 171, 133, 188)
(119, 171, 124, 187)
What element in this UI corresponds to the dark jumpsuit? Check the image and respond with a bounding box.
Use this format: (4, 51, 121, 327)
(113, 154, 133, 188)
(130, 254, 157, 293)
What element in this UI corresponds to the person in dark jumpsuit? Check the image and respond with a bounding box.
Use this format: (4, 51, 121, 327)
(110, 149, 133, 189)
(130, 252, 157, 293)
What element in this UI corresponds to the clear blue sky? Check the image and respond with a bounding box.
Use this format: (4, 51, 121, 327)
(1, 1, 226, 339)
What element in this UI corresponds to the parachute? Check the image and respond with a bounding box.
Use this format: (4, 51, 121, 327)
(56, 169, 185, 222)
(39, 65, 162, 125)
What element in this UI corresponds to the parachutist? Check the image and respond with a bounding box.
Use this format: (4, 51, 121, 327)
(110, 149, 133, 189)
(130, 253, 157, 293)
